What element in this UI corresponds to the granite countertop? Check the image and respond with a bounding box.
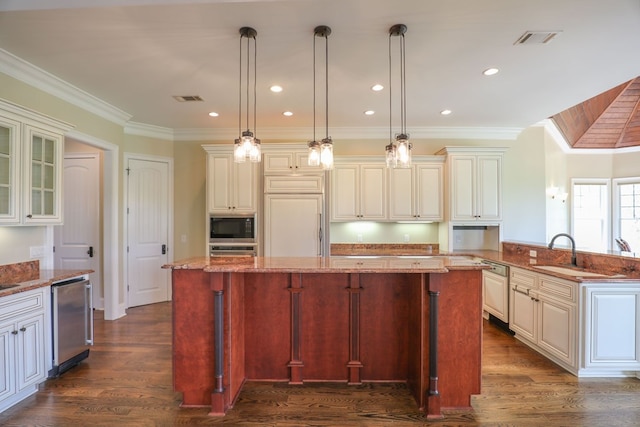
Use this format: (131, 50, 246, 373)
(163, 255, 487, 274)
(0, 260, 93, 297)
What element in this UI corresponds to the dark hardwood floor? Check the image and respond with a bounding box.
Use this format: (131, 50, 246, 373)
(1, 302, 639, 426)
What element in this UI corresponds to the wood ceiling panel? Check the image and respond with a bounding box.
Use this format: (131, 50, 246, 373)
(551, 78, 640, 149)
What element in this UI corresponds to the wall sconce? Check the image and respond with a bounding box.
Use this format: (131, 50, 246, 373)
(547, 186, 568, 202)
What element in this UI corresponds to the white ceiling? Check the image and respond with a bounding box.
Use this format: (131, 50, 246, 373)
(0, 0, 639, 141)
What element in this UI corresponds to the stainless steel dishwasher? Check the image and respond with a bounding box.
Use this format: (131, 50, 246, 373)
(49, 277, 93, 377)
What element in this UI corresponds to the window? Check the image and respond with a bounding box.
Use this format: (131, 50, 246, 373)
(613, 178, 640, 253)
(571, 179, 610, 252)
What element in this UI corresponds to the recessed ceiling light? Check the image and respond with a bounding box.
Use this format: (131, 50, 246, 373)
(283, 111, 293, 116)
(483, 68, 499, 76)
(371, 84, 384, 91)
(270, 85, 283, 93)
(364, 110, 375, 115)
(440, 109, 452, 115)
(208, 112, 219, 117)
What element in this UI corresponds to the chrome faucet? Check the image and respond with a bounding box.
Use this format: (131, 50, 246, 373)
(548, 233, 577, 266)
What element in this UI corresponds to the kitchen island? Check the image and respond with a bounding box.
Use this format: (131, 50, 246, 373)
(164, 256, 488, 419)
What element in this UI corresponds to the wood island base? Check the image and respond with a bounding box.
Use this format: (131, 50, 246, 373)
(170, 261, 483, 419)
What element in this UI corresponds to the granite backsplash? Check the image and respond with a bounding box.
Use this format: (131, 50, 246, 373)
(0, 260, 39, 284)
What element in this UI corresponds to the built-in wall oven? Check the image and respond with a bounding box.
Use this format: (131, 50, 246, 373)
(209, 213, 257, 256)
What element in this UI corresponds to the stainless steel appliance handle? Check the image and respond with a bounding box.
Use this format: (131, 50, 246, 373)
(512, 286, 530, 296)
(85, 282, 94, 345)
(318, 213, 323, 256)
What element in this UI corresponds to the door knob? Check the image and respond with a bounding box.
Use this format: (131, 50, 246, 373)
(87, 246, 94, 257)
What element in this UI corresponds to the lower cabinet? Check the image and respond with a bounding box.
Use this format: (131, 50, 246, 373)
(0, 287, 49, 413)
(509, 267, 577, 373)
(581, 284, 640, 375)
(509, 267, 640, 377)
(482, 269, 509, 323)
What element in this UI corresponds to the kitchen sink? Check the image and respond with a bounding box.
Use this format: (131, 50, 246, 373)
(0, 284, 20, 290)
(534, 265, 622, 278)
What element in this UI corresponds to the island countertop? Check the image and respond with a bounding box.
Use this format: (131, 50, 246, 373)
(163, 255, 487, 273)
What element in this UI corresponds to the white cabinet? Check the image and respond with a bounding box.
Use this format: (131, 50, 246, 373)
(204, 149, 258, 214)
(509, 267, 578, 372)
(388, 160, 444, 221)
(0, 99, 72, 225)
(581, 284, 640, 374)
(331, 162, 387, 221)
(0, 287, 49, 413)
(263, 150, 320, 175)
(438, 147, 505, 223)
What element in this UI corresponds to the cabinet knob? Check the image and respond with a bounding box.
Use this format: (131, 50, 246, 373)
(11, 330, 18, 335)
(20, 327, 26, 332)
(26, 214, 33, 218)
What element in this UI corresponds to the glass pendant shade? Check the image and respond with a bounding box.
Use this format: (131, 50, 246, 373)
(249, 139, 261, 163)
(320, 137, 333, 170)
(308, 141, 320, 166)
(385, 142, 397, 168)
(395, 134, 411, 168)
(234, 139, 246, 163)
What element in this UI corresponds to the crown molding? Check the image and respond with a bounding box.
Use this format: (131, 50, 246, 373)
(124, 121, 175, 140)
(0, 48, 132, 126)
(172, 125, 523, 142)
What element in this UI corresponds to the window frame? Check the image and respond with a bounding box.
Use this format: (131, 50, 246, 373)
(612, 176, 640, 252)
(570, 178, 611, 252)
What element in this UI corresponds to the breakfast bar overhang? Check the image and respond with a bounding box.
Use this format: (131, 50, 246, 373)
(164, 256, 487, 419)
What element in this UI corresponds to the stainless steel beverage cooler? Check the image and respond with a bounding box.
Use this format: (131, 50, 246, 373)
(49, 277, 93, 377)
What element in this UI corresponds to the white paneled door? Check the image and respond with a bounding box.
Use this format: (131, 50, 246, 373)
(54, 154, 101, 308)
(126, 157, 170, 307)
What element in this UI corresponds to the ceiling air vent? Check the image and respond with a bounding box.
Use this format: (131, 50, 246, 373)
(173, 95, 204, 102)
(514, 31, 561, 45)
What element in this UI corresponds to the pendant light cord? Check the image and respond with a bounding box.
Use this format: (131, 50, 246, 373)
(388, 33, 392, 143)
(324, 31, 329, 139)
(253, 34, 257, 136)
(400, 32, 406, 136)
(313, 33, 316, 142)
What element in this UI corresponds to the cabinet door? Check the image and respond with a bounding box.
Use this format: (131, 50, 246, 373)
(232, 160, 257, 212)
(510, 287, 537, 342)
(23, 125, 63, 224)
(415, 163, 443, 221)
(584, 288, 640, 368)
(0, 322, 17, 402)
(538, 295, 575, 367)
(207, 154, 233, 212)
(331, 164, 359, 221)
(450, 155, 476, 221)
(476, 155, 502, 221)
(359, 164, 387, 220)
(0, 116, 21, 224)
(388, 167, 413, 220)
(16, 313, 46, 392)
(263, 152, 295, 174)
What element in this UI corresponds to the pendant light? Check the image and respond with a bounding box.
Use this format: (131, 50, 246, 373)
(234, 27, 261, 163)
(308, 25, 333, 170)
(385, 24, 412, 169)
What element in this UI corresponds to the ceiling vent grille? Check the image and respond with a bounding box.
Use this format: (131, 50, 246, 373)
(514, 31, 561, 45)
(173, 95, 204, 102)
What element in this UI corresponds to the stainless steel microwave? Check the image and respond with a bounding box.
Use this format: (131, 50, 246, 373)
(209, 214, 256, 243)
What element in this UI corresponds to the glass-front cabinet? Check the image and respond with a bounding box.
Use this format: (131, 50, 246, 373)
(0, 99, 72, 225)
(24, 125, 63, 223)
(0, 115, 21, 223)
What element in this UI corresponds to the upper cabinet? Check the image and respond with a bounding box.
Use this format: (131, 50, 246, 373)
(203, 146, 258, 214)
(438, 147, 506, 224)
(0, 99, 73, 225)
(331, 161, 387, 221)
(388, 158, 444, 222)
(262, 144, 324, 175)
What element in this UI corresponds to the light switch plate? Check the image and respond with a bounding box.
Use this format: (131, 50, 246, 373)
(29, 246, 45, 258)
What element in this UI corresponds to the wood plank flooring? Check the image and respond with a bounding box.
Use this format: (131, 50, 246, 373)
(1, 302, 639, 426)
